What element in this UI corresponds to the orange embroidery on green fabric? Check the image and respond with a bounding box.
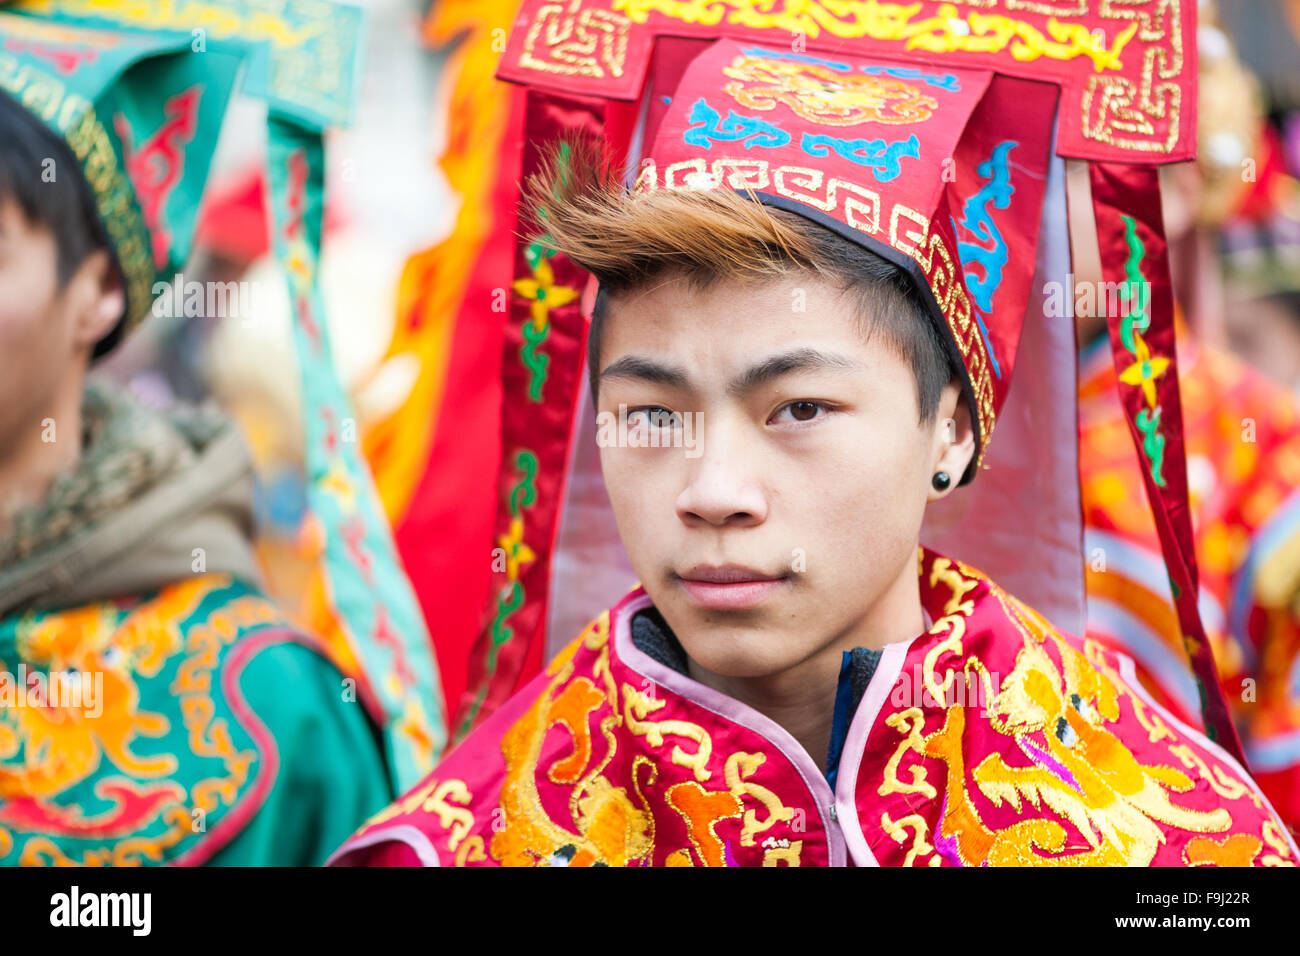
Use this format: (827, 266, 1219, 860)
(5, 579, 218, 799)
(17, 805, 193, 866)
(0, 575, 290, 866)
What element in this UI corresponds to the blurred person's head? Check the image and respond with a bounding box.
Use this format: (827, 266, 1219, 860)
(0, 91, 126, 509)
(1224, 291, 1300, 393)
(530, 149, 975, 690)
(1222, 204, 1300, 392)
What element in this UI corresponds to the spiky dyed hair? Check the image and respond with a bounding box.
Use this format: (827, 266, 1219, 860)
(525, 141, 957, 427)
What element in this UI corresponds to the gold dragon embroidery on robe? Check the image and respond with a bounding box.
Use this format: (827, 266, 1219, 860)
(488, 611, 805, 866)
(886, 556, 1295, 866)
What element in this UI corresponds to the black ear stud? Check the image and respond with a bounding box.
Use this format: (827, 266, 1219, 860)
(932, 471, 952, 491)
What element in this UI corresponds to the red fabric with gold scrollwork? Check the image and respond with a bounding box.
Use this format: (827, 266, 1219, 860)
(1088, 160, 1246, 766)
(453, 90, 621, 739)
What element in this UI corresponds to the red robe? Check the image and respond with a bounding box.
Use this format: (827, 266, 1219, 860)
(330, 545, 1297, 867)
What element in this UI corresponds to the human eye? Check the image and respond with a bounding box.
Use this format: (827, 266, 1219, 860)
(768, 400, 833, 426)
(625, 405, 683, 429)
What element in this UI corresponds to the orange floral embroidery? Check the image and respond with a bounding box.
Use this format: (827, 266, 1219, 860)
(1184, 833, 1263, 867)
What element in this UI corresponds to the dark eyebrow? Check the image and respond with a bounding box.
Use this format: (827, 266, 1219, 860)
(599, 355, 692, 390)
(598, 347, 864, 395)
(727, 348, 864, 396)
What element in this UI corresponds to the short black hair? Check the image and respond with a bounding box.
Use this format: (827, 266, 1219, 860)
(0, 88, 123, 356)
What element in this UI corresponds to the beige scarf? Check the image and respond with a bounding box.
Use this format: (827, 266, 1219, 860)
(0, 380, 221, 571)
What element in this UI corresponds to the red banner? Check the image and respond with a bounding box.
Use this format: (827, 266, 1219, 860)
(1089, 161, 1246, 766)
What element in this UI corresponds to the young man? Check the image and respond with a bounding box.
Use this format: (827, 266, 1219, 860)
(0, 26, 390, 865)
(330, 32, 1297, 865)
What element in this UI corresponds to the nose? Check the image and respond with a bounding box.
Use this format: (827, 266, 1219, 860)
(674, 415, 768, 528)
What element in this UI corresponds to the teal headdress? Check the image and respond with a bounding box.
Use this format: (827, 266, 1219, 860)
(0, 13, 241, 345)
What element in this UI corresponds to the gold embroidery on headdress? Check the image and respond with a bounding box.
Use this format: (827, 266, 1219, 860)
(721, 54, 938, 126)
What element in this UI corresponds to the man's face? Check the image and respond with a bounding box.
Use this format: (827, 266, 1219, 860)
(596, 273, 947, 681)
(0, 198, 76, 451)
(0, 198, 117, 457)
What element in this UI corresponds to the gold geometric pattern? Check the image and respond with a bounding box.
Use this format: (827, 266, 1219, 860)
(513, 0, 1190, 156)
(1082, 0, 1184, 152)
(519, 0, 632, 79)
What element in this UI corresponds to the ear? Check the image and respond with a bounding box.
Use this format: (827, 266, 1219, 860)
(926, 381, 976, 502)
(67, 248, 126, 352)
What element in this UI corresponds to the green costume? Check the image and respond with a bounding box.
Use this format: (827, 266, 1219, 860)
(0, 1, 441, 863)
(0, 385, 390, 865)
